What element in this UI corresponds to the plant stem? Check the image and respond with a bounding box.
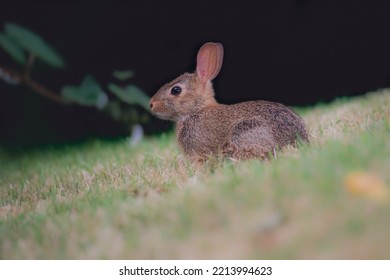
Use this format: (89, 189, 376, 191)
(25, 53, 36, 79)
(0, 65, 66, 104)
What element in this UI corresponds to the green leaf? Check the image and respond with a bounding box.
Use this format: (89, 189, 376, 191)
(108, 83, 150, 111)
(112, 70, 134, 81)
(61, 85, 83, 103)
(80, 75, 102, 94)
(80, 75, 108, 109)
(0, 33, 26, 64)
(61, 75, 108, 109)
(5, 23, 65, 68)
(105, 100, 122, 121)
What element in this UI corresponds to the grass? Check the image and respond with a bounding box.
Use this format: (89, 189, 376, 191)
(1, 89, 390, 259)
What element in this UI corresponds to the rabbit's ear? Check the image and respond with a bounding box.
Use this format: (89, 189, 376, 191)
(196, 42, 224, 84)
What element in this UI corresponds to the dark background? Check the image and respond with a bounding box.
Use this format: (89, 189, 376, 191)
(1, 0, 390, 147)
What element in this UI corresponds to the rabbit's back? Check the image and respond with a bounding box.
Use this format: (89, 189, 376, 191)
(177, 100, 308, 161)
(224, 101, 308, 160)
(228, 101, 309, 146)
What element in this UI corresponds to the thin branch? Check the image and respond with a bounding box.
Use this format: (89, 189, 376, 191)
(0, 65, 66, 104)
(25, 53, 36, 79)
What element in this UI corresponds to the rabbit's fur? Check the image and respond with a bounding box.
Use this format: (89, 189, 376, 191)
(150, 42, 309, 163)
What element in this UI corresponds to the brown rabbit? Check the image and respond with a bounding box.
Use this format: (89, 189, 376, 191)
(150, 42, 309, 163)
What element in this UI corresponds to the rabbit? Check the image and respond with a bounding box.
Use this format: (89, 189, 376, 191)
(149, 42, 309, 163)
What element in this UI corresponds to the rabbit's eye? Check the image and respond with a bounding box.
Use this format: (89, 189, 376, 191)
(171, 86, 182, 95)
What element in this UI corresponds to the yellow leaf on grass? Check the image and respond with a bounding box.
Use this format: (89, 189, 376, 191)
(344, 171, 389, 203)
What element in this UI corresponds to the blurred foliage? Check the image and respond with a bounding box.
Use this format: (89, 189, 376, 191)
(1, 23, 65, 68)
(108, 83, 150, 111)
(112, 70, 135, 80)
(0, 23, 151, 137)
(61, 75, 108, 109)
(0, 33, 26, 65)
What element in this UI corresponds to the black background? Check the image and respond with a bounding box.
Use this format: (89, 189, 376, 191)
(1, 0, 390, 146)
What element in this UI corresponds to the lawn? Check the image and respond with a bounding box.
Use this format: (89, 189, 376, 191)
(0, 89, 389, 259)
